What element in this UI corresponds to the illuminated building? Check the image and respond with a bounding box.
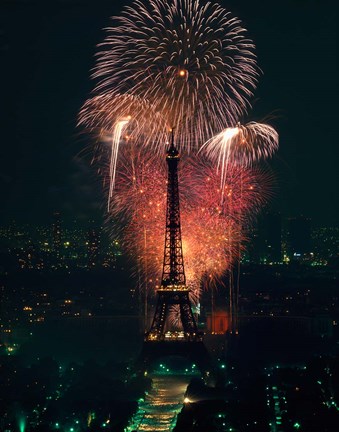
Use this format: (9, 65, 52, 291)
(52, 211, 62, 259)
(87, 225, 100, 268)
(288, 216, 311, 259)
(206, 310, 229, 334)
(248, 213, 282, 264)
(312, 226, 339, 264)
(262, 212, 282, 263)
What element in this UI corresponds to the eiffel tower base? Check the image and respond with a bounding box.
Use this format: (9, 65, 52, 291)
(147, 289, 198, 337)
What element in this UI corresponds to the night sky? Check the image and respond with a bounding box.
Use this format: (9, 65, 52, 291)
(0, 0, 337, 227)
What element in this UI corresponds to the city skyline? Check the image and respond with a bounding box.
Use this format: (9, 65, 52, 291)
(1, 213, 338, 270)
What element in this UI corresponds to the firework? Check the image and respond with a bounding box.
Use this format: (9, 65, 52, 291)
(108, 118, 130, 210)
(182, 158, 273, 287)
(108, 148, 273, 295)
(199, 122, 279, 193)
(80, 0, 259, 151)
(108, 145, 167, 291)
(79, 93, 169, 148)
(189, 156, 274, 224)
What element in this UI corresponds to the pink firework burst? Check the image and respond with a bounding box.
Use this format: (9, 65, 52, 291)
(108, 148, 273, 296)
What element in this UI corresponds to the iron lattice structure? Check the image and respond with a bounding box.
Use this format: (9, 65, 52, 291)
(146, 136, 199, 341)
(162, 141, 185, 287)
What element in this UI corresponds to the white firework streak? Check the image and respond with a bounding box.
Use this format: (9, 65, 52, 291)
(108, 119, 130, 210)
(200, 122, 279, 197)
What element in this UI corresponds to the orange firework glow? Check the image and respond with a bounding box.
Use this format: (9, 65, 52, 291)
(107, 146, 273, 301)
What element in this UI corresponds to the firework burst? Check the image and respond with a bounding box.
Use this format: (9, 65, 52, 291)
(108, 148, 273, 296)
(200, 122, 279, 194)
(80, 0, 259, 151)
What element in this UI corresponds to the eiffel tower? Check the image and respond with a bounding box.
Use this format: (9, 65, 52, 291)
(146, 132, 199, 341)
(140, 133, 210, 374)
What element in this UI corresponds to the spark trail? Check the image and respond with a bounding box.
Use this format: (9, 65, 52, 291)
(108, 118, 130, 210)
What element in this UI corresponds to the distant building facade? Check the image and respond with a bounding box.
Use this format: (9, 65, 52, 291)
(87, 226, 100, 268)
(206, 310, 229, 334)
(52, 211, 62, 259)
(247, 212, 282, 264)
(288, 216, 312, 259)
